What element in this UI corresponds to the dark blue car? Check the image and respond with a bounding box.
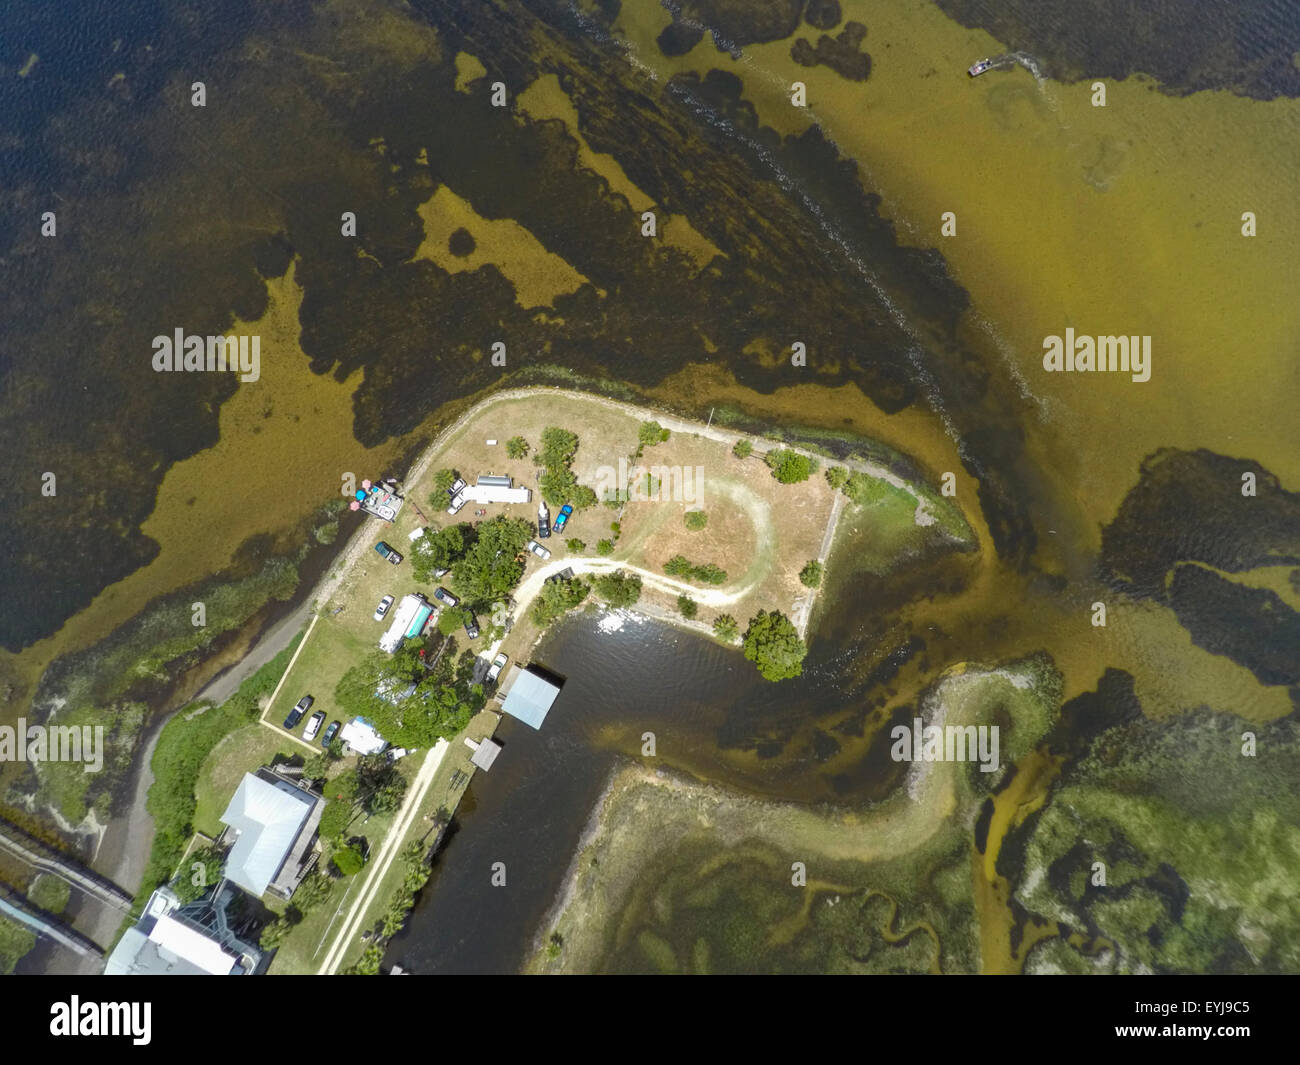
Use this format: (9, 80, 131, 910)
(283, 695, 312, 730)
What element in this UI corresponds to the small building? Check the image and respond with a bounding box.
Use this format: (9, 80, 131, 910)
(379, 593, 433, 654)
(104, 884, 263, 976)
(497, 665, 562, 730)
(340, 716, 388, 757)
(448, 474, 531, 511)
(464, 736, 502, 771)
(218, 767, 325, 901)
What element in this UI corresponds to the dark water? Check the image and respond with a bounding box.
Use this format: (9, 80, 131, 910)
(386, 605, 882, 973)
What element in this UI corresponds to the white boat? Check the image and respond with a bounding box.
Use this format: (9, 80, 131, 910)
(968, 57, 995, 77)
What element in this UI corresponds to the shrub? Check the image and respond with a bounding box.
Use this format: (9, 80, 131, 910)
(799, 560, 823, 588)
(595, 539, 615, 556)
(530, 576, 590, 626)
(765, 448, 813, 484)
(826, 466, 849, 490)
(684, 510, 708, 531)
(732, 439, 752, 459)
(593, 570, 642, 607)
(677, 595, 698, 619)
(567, 538, 586, 552)
(664, 555, 692, 578)
(712, 614, 738, 641)
(332, 845, 365, 876)
(693, 562, 727, 585)
(639, 421, 670, 446)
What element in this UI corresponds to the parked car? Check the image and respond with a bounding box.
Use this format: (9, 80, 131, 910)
(373, 594, 394, 621)
(320, 720, 340, 748)
(463, 613, 480, 639)
(283, 695, 313, 730)
(486, 653, 508, 682)
(446, 478, 468, 515)
(375, 541, 402, 565)
(302, 710, 326, 741)
(554, 503, 573, 532)
(387, 747, 411, 762)
(537, 503, 551, 539)
(433, 586, 458, 607)
(527, 539, 551, 560)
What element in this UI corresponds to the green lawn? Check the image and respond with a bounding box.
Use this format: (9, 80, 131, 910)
(194, 724, 301, 837)
(262, 616, 372, 745)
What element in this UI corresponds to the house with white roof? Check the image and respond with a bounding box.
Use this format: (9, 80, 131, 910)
(218, 766, 325, 901)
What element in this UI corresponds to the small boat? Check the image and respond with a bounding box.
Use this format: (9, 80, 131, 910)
(968, 57, 995, 77)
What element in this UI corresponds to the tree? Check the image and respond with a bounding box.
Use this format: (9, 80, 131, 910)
(540, 465, 577, 506)
(596, 539, 614, 556)
(319, 800, 352, 841)
(843, 473, 889, 506)
(684, 510, 708, 531)
(742, 610, 807, 681)
(259, 913, 296, 950)
(732, 439, 753, 459)
(639, 421, 669, 447)
(411, 522, 473, 583)
(506, 436, 529, 460)
(451, 516, 532, 603)
(173, 845, 223, 904)
(799, 560, 823, 588)
(593, 570, 641, 607)
(712, 614, 738, 641)
(677, 595, 698, 619)
(332, 845, 365, 876)
(571, 484, 598, 510)
(765, 448, 813, 484)
(531, 576, 590, 626)
(539, 426, 579, 468)
(368, 778, 407, 815)
(301, 752, 331, 784)
(294, 872, 333, 914)
(826, 466, 850, 490)
(431, 468, 457, 498)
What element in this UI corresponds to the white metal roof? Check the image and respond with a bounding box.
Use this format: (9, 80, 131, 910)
(219, 774, 315, 897)
(150, 914, 240, 975)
